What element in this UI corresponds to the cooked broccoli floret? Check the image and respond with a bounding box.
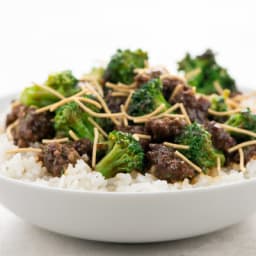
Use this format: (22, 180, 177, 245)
(54, 101, 95, 142)
(20, 70, 79, 107)
(225, 109, 256, 139)
(20, 85, 59, 107)
(210, 95, 228, 112)
(128, 78, 170, 117)
(175, 123, 225, 173)
(178, 49, 237, 94)
(45, 70, 78, 95)
(95, 130, 144, 178)
(104, 49, 148, 84)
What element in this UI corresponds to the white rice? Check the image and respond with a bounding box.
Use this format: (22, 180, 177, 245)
(0, 131, 256, 192)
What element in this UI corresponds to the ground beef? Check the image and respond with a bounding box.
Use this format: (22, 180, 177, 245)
(146, 144, 196, 183)
(116, 125, 150, 151)
(134, 67, 169, 87)
(229, 145, 256, 165)
(204, 121, 236, 152)
(145, 117, 186, 141)
(105, 90, 126, 113)
(244, 146, 256, 163)
(116, 124, 147, 134)
(71, 138, 92, 157)
(162, 76, 187, 100)
(6, 103, 29, 127)
(171, 85, 210, 124)
(40, 139, 93, 177)
(39, 142, 80, 177)
(12, 107, 55, 147)
(225, 152, 239, 166)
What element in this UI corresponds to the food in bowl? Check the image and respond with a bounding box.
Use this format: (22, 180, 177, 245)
(1, 49, 256, 192)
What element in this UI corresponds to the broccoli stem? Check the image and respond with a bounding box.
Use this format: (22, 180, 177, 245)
(73, 120, 95, 142)
(96, 144, 129, 178)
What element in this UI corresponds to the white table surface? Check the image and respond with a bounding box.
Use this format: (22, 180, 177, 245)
(1, 204, 256, 256)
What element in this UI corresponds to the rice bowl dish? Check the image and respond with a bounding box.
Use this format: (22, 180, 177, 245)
(2, 48, 256, 193)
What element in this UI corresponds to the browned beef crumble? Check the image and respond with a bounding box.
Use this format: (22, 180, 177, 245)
(134, 67, 168, 87)
(229, 145, 256, 165)
(39, 142, 80, 177)
(170, 85, 211, 124)
(71, 138, 92, 157)
(6, 103, 29, 127)
(161, 76, 186, 100)
(105, 90, 126, 113)
(145, 117, 186, 141)
(244, 145, 256, 163)
(146, 144, 196, 183)
(204, 121, 236, 152)
(12, 107, 55, 147)
(116, 124, 147, 134)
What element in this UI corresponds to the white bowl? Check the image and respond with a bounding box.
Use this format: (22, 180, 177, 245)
(0, 174, 256, 243)
(0, 94, 256, 243)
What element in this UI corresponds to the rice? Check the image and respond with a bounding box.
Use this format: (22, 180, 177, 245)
(0, 131, 256, 192)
